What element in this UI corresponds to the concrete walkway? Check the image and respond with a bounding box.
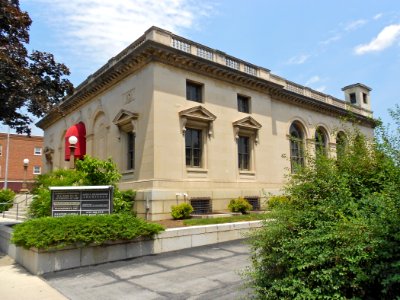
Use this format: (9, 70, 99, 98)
(0, 252, 67, 300)
(44, 240, 252, 299)
(0, 217, 66, 299)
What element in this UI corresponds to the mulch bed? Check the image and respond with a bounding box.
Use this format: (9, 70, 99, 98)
(150, 219, 186, 228)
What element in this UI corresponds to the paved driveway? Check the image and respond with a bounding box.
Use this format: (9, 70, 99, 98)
(43, 240, 253, 300)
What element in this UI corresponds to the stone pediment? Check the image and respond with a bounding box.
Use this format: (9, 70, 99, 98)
(233, 116, 262, 130)
(113, 109, 139, 132)
(179, 105, 216, 122)
(179, 106, 216, 136)
(233, 116, 262, 143)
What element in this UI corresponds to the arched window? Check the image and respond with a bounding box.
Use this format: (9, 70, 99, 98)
(336, 131, 347, 159)
(315, 127, 328, 156)
(289, 122, 305, 173)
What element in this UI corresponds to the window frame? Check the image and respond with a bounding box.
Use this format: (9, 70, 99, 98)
(238, 135, 251, 171)
(34, 147, 42, 156)
(126, 132, 135, 170)
(289, 122, 305, 173)
(33, 166, 41, 175)
(237, 94, 250, 113)
(186, 80, 203, 103)
(315, 127, 328, 157)
(185, 127, 203, 168)
(349, 93, 357, 104)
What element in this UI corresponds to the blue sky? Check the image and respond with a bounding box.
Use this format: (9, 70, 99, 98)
(3, 0, 400, 135)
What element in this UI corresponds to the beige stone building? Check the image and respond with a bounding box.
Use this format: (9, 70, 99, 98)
(37, 27, 375, 220)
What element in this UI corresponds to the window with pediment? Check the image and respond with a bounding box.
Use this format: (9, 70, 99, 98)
(233, 116, 261, 173)
(113, 110, 139, 171)
(179, 106, 216, 171)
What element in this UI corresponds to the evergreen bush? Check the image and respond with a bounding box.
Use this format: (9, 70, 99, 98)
(171, 203, 193, 220)
(12, 213, 164, 250)
(0, 189, 15, 212)
(228, 197, 253, 214)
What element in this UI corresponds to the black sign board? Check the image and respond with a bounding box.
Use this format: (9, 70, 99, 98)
(50, 186, 113, 217)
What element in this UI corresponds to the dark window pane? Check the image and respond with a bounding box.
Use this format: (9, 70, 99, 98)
(238, 136, 250, 170)
(127, 132, 135, 170)
(186, 81, 202, 102)
(289, 122, 304, 173)
(237, 95, 250, 113)
(185, 128, 202, 167)
(350, 93, 356, 104)
(315, 128, 327, 157)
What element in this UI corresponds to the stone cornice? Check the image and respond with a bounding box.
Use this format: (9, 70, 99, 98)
(37, 27, 377, 129)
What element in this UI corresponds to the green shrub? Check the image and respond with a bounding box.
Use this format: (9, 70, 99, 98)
(113, 189, 136, 214)
(228, 197, 253, 214)
(28, 156, 135, 218)
(11, 213, 164, 250)
(0, 189, 15, 212)
(267, 195, 291, 209)
(246, 122, 400, 299)
(75, 156, 121, 187)
(171, 203, 193, 220)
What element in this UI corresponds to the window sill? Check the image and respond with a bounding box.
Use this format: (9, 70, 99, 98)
(186, 167, 208, 174)
(239, 170, 255, 176)
(122, 170, 135, 175)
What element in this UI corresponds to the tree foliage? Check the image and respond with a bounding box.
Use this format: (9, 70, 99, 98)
(28, 156, 134, 218)
(0, 0, 73, 134)
(246, 115, 400, 299)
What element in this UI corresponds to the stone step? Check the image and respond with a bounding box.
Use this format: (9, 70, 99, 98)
(1, 212, 28, 221)
(1, 194, 34, 221)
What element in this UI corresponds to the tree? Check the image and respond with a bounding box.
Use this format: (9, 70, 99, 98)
(246, 122, 400, 299)
(0, 0, 73, 134)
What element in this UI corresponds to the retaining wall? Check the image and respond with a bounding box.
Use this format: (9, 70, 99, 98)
(0, 221, 263, 275)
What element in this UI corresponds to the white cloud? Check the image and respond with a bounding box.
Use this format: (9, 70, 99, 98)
(355, 24, 400, 55)
(345, 19, 367, 31)
(373, 13, 383, 20)
(320, 34, 341, 46)
(305, 76, 320, 86)
(315, 86, 326, 93)
(32, 0, 214, 64)
(286, 54, 310, 65)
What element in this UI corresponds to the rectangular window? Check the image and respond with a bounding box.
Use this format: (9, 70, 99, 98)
(362, 93, 368, 104)
(186, 81, 203, 102)
(185, 128, 202, 167)
(34, 147, 42, 155)
(237, 95, 250, 113)
(238, 136, 250, 170)
(349, 93, 356, 104)
(33, 166, 41, 174)
(127, 132, 135, 170)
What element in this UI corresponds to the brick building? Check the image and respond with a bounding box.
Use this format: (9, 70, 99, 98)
(0, 133, 44, 192)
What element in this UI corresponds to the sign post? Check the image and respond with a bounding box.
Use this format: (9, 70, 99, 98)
(50, 186, 113, 217)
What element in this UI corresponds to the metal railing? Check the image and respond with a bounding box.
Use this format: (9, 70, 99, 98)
(0, 193, 33, 220)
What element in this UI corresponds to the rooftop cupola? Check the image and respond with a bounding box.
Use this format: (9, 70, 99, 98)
(342, 83, 372, 111)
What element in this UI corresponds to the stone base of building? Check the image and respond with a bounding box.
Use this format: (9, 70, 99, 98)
(129, 187, 281, 221)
